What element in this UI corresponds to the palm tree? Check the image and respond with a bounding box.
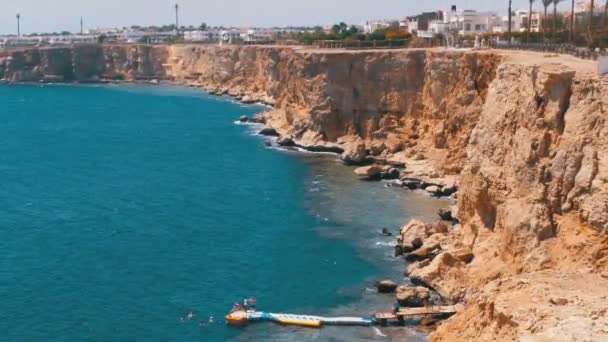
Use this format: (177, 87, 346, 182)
(543, 0, 553, 39)
(553, 0, 563, 41)
(174, 4, 179, 31)
(570, 0, 576, 42)
(527, 0, 536, 43)
(600, 0, 608, 49)
(16, 13, 21, 37)
(590, 0, 596, 32)
(589, 0, 596, 47)
(508, 0, 513, 41)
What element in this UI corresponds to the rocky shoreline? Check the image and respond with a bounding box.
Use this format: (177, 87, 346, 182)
(2, 44, 607, 341)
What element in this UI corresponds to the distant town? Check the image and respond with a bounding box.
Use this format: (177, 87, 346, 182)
(1, 1, 605, 48)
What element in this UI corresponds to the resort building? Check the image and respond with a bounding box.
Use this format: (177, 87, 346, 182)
(402, 11, 447, 38)
(48, 35, 98, 45)
(363, 20, 393, 34)
(444, 8, 501, 36)
(0, 36, 43, 47)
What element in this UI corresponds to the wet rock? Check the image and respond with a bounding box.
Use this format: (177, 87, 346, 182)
(440, 183, 458, 196)
(258, 127, 279, 137)
(250, 115, 266, 124)
(394, 244, 404, 257)
(382, 228, 393, 236)
(239, 115, 249, 123)
(341, 141, 370, 165)
(376, 280, 398, 293)
(277, 136, 295, 147)
(354, 165, 386, 180)
(303, 145, 345, 154)
(381, 168, 401, 180)
(438, 208, 453, 221)
(425, 185, 441, 196)
(401, 178, 421, 190)
(396, 286, 431, 307)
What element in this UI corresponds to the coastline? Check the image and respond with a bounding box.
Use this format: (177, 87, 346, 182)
(2, 44, 608, 341)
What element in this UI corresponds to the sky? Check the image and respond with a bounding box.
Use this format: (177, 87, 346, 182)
(1, 0, 576, 35)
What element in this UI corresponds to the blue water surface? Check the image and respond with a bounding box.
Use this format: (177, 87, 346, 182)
(0, 84, 448, 341)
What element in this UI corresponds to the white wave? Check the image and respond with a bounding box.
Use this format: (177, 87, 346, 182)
(374, 241, 397, 247)
(372, 327, 387, 337)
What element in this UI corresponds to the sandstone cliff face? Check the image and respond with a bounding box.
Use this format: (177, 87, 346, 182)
(429, 59, 608, 342)
(2, 44, 606, 340)
(165, 45, 608, 340)
(0, 45, 167, 82)
(166, 46, 500, 174)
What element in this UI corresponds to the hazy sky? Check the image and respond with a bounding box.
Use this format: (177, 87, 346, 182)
(1, 0, 575, 35)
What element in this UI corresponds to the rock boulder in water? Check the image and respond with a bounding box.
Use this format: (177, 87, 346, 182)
(239, 115, 249, 123)
(258, 127, 279, 136)
(277, 136, 295, 147)
(438, 208, 453, 221)
(381, 227, 393, 236)
(354, 164, 386, 180)
(376, 280, 398, 293)
(425, 185, 441, 196)
(381, 168, 401, 180)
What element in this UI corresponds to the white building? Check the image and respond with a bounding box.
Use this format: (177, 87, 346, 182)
(124, 30, 176, 43)
(219, 30, 242, 44)
(48, 35, 99, 45)
(242, 29, 273, 43)
(0, 36, 43, 47)
(363, 20, 393, 34)
(184, 30, 211, 42)
(492, 10, 541, 34)
(444, 8, 501, 36)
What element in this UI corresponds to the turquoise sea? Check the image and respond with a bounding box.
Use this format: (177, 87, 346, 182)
(0, 84, 449, 341)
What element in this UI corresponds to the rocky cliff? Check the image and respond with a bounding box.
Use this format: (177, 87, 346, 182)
(0, 44, 167, 82)
(162, 45, 608, 341)
(2, 44, 606, 340)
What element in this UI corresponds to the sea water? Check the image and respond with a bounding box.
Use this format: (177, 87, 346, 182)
(0, 84, 450, 341)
